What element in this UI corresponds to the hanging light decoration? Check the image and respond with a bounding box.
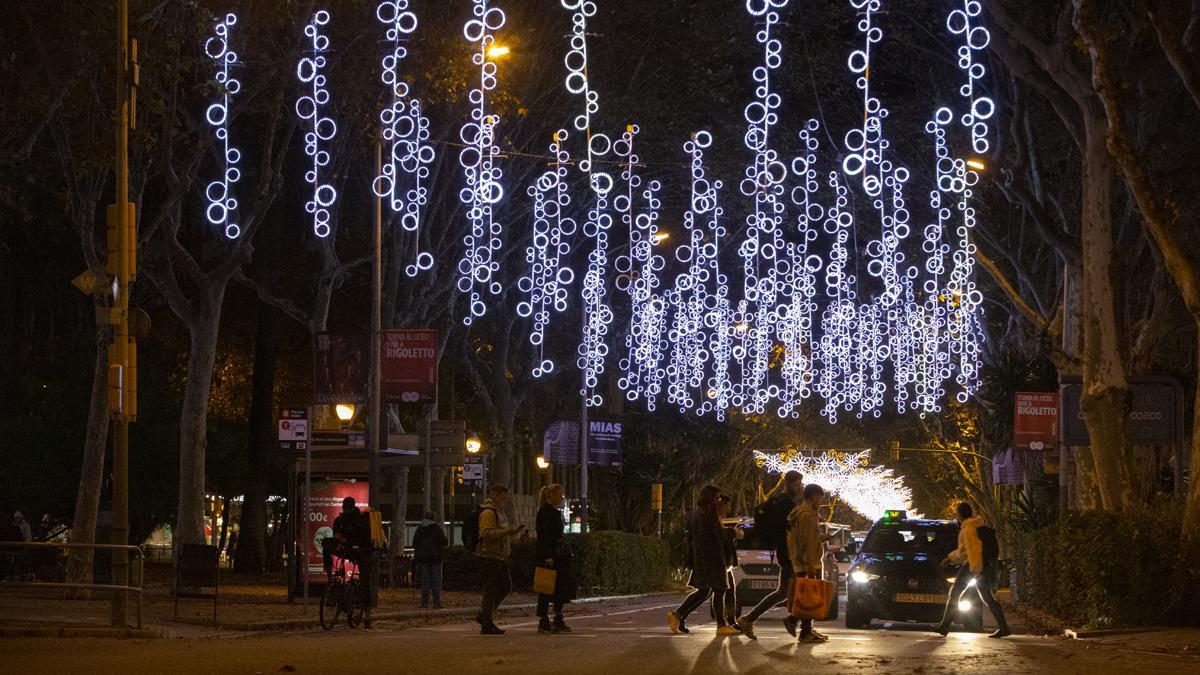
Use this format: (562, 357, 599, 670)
(374, 0, 435, 277)
(457, 0, 507, 325)
(754, 449, 919, 521)
(204, 12, 242, 240)
(296, 10, 337, 238)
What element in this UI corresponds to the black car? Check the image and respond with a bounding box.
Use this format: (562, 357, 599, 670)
(844, 512, 983, 630)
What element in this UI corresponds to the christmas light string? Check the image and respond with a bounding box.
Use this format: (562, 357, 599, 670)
(204, 13, 242, 240)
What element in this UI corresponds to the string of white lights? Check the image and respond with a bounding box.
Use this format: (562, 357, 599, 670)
(561, 0, 613, 194)
(204, 13, 241, 240)
(754, 449, 919, 521)
(519, 130, 576, 377)
(296, 10, 336, 238)
(374, 0, 436, 277)
(457, 0, 507, 326)
(947, 0, 994, 154)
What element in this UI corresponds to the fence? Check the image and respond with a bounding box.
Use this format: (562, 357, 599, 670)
(0, 541, 145, 629)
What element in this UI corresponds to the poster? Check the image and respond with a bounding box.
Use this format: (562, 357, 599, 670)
(312, 333, 367, 404)
(1013, 392, 1058, 450)
(302, 481, 369, 584)
(382, 329, 437, 403)
(542, 418, 623, 466)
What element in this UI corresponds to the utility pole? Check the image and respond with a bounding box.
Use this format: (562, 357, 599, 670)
(367, 141, 383, 607)
(109, 0, 138, 627)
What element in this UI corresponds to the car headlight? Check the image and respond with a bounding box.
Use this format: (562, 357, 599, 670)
(850, 569, 879, 584)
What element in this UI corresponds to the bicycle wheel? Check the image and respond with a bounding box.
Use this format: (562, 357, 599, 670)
(345, 579, 366, 628)
(319, 580, 343, 630)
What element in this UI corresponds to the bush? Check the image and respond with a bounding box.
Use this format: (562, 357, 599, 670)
(438, 531, 672, 596)
(1011, 504, 1200, 627)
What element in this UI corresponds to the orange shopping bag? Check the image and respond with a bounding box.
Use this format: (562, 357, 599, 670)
(533, 566, 558, 596)
(790, 576, 833, 619)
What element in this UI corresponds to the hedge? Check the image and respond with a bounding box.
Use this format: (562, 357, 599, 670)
(438, 531, 673, 596)
(1010, 504, 1200, 628)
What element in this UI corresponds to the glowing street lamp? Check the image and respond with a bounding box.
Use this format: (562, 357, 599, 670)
(652, 231, 670, 244)
(536, 455, 551, 471)
(335, 403, 356, 422)
(466, 435, 483, 454)
(965, 158, 986, 171)
(486, 44, 510, 59)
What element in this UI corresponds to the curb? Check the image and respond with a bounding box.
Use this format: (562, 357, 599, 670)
(1065, 627, 1171, 639)
(0, 626, 169, 639)
(171, 591, 679, 632)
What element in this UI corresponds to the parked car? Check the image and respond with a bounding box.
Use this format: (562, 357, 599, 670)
(844, 510, 982, 630)
(721, 516, 838, 619)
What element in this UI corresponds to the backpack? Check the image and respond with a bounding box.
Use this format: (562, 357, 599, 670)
(977, 525, 1000, 563)
(462, 506, 494, 553)
(754, 496, 788, 552)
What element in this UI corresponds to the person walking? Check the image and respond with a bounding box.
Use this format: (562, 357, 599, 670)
(412, 511, 448, 609)
(716, 494, 743, 631)
(535, 483, 575, 634)
(785, 483, 828, 643)
(667, 485, 739, 637)
(476, 485, 527, 635)
(738, 470, 803, 639)
(934, 502, 1011, 638)
(11, 512, 31, 542)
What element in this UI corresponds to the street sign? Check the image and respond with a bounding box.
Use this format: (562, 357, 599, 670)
(313, 333, 367, 404)
(1060, 378, 1181, 446)
(382, 329, 437, 403)
(463, 456, 485, 486)
(278, 408, 309, 450)
(1013, 392, 1058, 451)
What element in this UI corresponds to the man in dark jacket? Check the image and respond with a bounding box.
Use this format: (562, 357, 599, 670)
(738, 470, 803, 639)
(412, 511, 448, 609)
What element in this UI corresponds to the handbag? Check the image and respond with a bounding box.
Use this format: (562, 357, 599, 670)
(533, 565, 558, 596)
(789, 575, 833, 619)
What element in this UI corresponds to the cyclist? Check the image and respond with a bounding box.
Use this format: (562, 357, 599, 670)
(322, 497, 374, 626)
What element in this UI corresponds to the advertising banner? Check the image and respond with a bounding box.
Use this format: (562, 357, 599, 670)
(542, 419, 623, 466)
(302, 481, 369, 584)
(382, 329, 437, 403)
(1013, 392, 1058, 451)
(313, 333, 367, 404)
(1060, 379, 1180, 446)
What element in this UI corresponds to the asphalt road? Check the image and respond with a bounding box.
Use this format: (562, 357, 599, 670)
(1, 594, 1195, 674)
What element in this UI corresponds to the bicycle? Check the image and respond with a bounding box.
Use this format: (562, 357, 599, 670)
(320, 553, 366, 630)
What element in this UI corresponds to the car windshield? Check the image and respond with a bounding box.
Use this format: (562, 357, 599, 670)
(733, 524, 765, 550)
(862, 523, 958, 555)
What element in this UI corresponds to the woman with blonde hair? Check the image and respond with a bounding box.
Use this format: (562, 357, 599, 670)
(535, 483, 574, 633)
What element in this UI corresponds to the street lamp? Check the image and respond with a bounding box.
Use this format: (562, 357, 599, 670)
(486, 44, 510, 59)
(536, 455, 551, 471)
(335, 403, 356, 422)
(652, 232, 670, 244)
(966, 158, 986, 171)
(466, 435, 482, 454)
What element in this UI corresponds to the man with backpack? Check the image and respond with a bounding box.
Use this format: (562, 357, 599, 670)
(934, 501, 1011, 638)
(737, 470, 804, 640)
(412, 511, 448, 609)
(471, 485, 527, 635)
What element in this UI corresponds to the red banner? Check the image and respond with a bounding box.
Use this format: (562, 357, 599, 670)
(303, 481, 369, 584)
(382, 329, 437, 403)
(1013, 391, 1059, 450)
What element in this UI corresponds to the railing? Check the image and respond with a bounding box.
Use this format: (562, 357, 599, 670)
(0, 541, 145, 629)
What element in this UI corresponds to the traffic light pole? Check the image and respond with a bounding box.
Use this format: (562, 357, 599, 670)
(110, 0, 133, 628)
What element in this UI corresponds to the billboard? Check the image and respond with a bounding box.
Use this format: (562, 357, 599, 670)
(313, 333, 367, 404)
(382, 329, 437, 403)
(1013, 392, 1058, 450)
(302, 481, 369, 584)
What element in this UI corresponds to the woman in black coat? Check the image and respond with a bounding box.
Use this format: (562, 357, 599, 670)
(535, 483, 574, 633)
(668, 485, 739, 636)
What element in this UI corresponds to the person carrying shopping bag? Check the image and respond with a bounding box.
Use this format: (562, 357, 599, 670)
(535, 483, 575, 634)
(785, 484, 830, 643)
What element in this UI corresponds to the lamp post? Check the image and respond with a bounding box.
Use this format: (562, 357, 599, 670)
(466, 434, 485, 512)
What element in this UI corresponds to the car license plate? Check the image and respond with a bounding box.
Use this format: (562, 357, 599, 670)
(894, 593, 945, 604)
(750, 580, 776, 590)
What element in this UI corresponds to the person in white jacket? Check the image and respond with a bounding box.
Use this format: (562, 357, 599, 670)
(934, 502, 1011, 638)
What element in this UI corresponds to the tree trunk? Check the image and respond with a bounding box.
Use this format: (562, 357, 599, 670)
(65, 328, 112, 589)
(388, 467, 409, 587)
(175, 298, 225, 554)
(236, 301, 280, 574)
(1189, 331, 1200, 530)
(431, 467, 445, 524)
(1077, 118, 1135, 511)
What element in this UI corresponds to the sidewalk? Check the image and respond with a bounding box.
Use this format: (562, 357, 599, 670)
(1001, 595, 1200, 661)
(0, 576, 678, 637)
